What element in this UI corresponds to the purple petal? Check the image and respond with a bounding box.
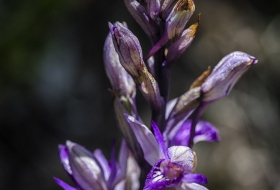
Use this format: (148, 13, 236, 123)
(144, 159, 181, 190)
(151, 121, 168, 158)
(54, 178, 77, 190)
(125, 114, 163, 165)
(58, 145, 72, 175)
(124, 0, 157, 40)
(182, 174, 208, 184)
(145, 34, 169, 59)
(107, 142, 118, 188)
(167, 146, 194, 173)
(93, 149, 110, 181)
(171, 120, 221, 146)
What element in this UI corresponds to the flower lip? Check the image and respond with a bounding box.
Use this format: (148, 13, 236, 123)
(160, 160, 184, 180)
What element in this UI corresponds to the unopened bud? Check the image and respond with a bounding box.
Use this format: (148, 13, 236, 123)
(166, 0, 195, 39)
(104, 32, 136, 97)
(201, 51, 258, 102)
(109, 22, 145, 78)
(66, 141, 108, 190)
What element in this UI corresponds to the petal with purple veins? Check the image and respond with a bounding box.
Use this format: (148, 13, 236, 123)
(182, 174, 208, 184)
(58, 145, 72, 175)
(151, 121, 168, 158)
(93, 149, 110, 181)
(144, 159, 181, 190)
(125, 114, 163, 165)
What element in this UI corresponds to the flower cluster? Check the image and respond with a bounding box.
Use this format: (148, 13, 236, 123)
(55, 0, 257, 189)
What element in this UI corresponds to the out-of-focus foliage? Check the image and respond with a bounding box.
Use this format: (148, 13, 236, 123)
(0, 0, 279, 189)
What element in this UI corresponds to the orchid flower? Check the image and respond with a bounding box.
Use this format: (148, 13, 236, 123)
(54, 140, 140, 190)
(126, 115, 208, 190)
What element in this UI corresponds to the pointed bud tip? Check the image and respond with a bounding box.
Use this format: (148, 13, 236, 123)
(66, 140, 76, 149)
(250, 57, 258, 65)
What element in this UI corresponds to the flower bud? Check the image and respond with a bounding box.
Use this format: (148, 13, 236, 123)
(165, 0, 195, 39)
(124, 0, 158, 40)
(109, 22, 144, 78)
(165, 14, 200, 65)
(104, 32, 136, 97)
(201, 51, 258, 102)
(66, 141, 108, 190)
(160, 0, 176, 16)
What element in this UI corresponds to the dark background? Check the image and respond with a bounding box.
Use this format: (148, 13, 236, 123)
(0, 0, 280, 189)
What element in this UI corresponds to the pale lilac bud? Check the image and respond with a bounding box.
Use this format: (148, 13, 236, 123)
(165, 15, 199, 65)
(124, 0, 158, 40)
(201, 51, 258, 102)
(109, 22, 144, 78)
(104, 32, 136, 97)
(109, 22, 163, 113)
(66, 141, 108, 190)
(166, 0, 195, 39)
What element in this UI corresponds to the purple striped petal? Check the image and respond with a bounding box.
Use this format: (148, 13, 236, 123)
(144, 159, 181, 190)
(58, 145, 72, 175)
(54, 178, 77, 190)
(93, 149, 110, 181)
(171, 120, 220, 146)
(125, 114, 162, 165)
(123, 0, 157, 40)
(182, 174, 208, 184)
(66, 141, 107, 190)
(151, 121, 168, 158)
(107, 143, 118, 188)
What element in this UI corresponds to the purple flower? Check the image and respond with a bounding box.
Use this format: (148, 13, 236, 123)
(54, 140, 140, 190)
(169, 120, 221, 146)
(126, 115, 208, 190)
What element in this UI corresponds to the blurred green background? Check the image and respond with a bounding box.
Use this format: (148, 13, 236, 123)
(0, 0, 279, 189)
